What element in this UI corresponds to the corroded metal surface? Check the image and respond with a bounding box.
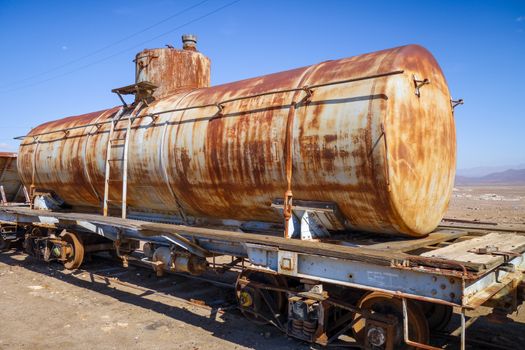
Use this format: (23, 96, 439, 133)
(17, 44, 456, 236)
(135, 46, 210, 99)
(0, 152, 25, 203)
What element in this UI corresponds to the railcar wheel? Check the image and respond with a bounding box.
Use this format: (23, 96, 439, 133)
(0, 236, 9, 251)
(62, 232, 84, 270)
(420, 302, 453, 331)
(235, 269, 286, 325)
(352, 292, 429, 349)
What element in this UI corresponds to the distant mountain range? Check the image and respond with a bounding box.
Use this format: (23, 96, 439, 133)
(455, 168, 525, 185)
(456, 163, 525, 177)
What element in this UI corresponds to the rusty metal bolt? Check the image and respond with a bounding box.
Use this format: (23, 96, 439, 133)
(367, 326, 386, 347)
(239, 290, 254, 308)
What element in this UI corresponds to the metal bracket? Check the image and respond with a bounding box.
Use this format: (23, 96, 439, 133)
(214, 103, 225, 119)
(114, 91, 128, 108)
(134, 53, 158, 68)
(208, 103, 225, 122)
(468, 245, 521, 260)
(451, 98, 464, 109)
(113, 231, 129, 268)
(149, 114, 160, 124)
(295, 85, 314, 107)
(292, 210, 329, 240)
(272, 199, 345, 240)
(413, 75, 430, 97)
(161, 232, 210, 258)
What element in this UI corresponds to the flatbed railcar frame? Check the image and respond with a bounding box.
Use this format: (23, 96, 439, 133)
(1, 205, 524, 349)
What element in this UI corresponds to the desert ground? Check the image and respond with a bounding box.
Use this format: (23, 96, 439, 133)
(446, 185, 525, 227)
(1, 185, 524, 349)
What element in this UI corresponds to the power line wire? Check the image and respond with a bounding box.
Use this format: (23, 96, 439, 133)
(0, 0, 210, 88)
(0, 127, 33, 129)
(0, 0, 240, 94)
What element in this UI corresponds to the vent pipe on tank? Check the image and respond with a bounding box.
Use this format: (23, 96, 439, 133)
(182, 34, 198, 51)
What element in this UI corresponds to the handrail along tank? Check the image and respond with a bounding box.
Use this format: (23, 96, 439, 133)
(17, 36, 456, 237)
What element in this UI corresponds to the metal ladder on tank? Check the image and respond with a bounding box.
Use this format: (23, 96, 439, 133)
(103, 101, 143, 218)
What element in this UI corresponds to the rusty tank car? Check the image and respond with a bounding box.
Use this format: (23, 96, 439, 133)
(5, 36, 525, 350)
(16, 36, 456, 237)
(0, 152, 28, 205)
(0, 152, 29, 250)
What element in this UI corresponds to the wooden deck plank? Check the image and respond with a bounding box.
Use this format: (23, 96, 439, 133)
(366, 231, 467, 252)
(421, 232, 525, 267)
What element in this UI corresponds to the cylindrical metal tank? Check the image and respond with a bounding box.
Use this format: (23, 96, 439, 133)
(0, 152, 27, 203)
(17, 43, 456, 237)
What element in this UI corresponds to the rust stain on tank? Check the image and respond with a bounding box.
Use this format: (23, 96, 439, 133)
(135, 46, 210, 99)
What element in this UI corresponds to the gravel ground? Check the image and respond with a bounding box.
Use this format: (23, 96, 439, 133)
(0, 252, 305, 350)
(446, 185, 525, 226)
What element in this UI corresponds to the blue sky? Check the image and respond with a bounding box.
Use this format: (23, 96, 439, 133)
(0, 0, 523, 169)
